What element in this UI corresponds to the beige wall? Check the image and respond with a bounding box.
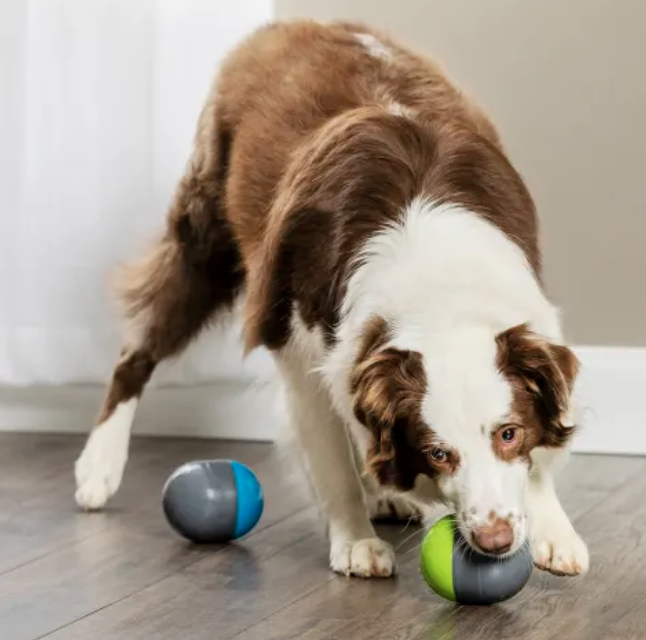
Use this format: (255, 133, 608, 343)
(276, 0, 646, 347)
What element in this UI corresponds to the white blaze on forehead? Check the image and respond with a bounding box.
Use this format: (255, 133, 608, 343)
(416, 328, 528, 549)
(420, 329, 513, 448)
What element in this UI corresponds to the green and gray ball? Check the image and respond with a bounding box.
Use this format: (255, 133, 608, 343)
(420, 515, 532, 605)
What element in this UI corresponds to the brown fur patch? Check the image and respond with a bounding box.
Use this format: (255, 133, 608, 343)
(349, 317, 436, 489)
(242, 109, 429, 350)
(496, 324, 580, 452)
(97, 350, 155, 423)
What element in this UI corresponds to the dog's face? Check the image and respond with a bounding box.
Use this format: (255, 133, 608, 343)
(351, 320, 579, 557)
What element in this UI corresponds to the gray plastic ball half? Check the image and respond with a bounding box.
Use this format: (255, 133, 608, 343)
(453, 528, 533, 605)
(162, 460, 238, 543)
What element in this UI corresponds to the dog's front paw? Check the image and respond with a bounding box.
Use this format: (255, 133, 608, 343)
(74, 426, 128, 511)
(330, 537, 396, 578)
(531, 524, 589, 576)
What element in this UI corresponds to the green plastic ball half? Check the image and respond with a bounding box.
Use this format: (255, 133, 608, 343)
(420, 514, 533, 605)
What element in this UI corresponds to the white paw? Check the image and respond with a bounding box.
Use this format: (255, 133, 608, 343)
(74, 424, 128, 510)
(330, 538, 396, 578)
(531, 523, 589, 576)
(368, 494, 422, 523)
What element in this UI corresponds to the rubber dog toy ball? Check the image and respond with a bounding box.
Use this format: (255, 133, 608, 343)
(162, 460, 263, 543)
(420, 514, 532, 605)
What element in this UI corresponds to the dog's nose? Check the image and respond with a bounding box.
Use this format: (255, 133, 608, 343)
(472, 518, 514, 555)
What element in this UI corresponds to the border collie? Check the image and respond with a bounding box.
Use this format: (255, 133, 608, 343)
(75, 21, 588, 579)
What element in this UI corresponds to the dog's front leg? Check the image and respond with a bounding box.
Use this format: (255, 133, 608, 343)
(276, 346, 396, 578)
(527, 448, 589, 576)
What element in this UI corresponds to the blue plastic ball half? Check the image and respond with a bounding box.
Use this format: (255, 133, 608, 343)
(230, 460, 264, 538)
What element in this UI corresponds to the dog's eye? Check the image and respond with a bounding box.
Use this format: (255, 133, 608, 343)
(500, 427, 517, 443)
(430, 448, 447, 462)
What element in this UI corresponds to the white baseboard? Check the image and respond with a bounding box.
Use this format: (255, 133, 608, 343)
(570, 346, 646, 455)
(0, 380, 285, 442)
(0, 346, 644, 455)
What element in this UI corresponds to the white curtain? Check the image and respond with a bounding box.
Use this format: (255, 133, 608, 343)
(0, 0, 275, 388)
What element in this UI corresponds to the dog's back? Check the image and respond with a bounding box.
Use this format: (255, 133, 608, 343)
(206, 20, 501, 256)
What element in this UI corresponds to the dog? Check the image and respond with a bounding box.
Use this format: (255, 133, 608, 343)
(75, 20, 589, 579)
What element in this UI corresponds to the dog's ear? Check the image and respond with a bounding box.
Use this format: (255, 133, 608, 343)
(496, 324, 579, 446)
(350, 319, 426, 489)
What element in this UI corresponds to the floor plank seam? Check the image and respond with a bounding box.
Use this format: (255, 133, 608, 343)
(225, 575, 338, 640)
(571, 461, 646, 525)
(0, 526, 113, 579)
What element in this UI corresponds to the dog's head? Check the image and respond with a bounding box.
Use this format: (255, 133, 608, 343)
(351, 318, 579, 556)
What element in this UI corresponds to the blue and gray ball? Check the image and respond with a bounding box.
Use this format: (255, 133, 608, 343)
(162, 460, 264, 543)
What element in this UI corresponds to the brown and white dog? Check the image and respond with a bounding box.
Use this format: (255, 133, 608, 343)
(75, 20, 589, 579)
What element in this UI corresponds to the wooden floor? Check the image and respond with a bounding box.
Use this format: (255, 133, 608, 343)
(2, 434, 646, 640)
